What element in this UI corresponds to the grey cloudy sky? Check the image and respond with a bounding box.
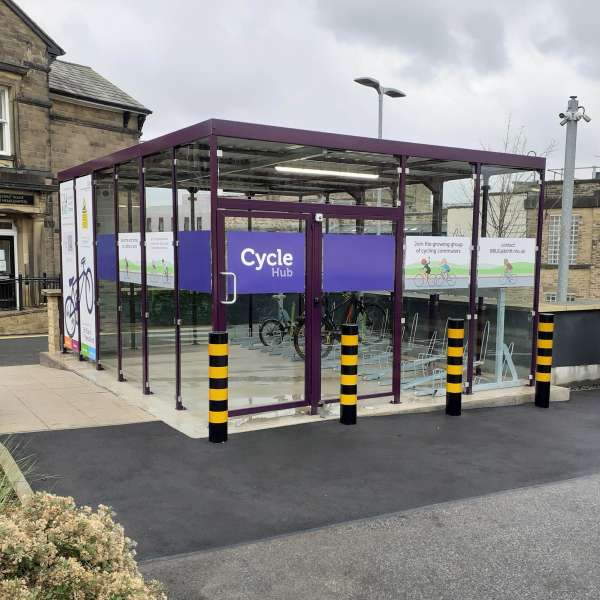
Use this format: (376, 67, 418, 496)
(19, 0, 600, 172)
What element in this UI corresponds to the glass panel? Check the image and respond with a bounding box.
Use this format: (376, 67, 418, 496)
(144, 151, 176, 398)
(117, 160, 143, 384)
(217, 137, 398, 207)
(402, 158, 474, 397)
(224, 214, 306, 411)
(321, 219, 395, 402)
(94, 168, 118, 370)
(176, 141, 212, 408)
(474, 167, 539, 388)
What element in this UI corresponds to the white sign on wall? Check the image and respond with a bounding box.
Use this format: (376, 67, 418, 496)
(478, 237, 535, 288)
(146, 232, 174, 289)
(60, 181, 79, 352)
(118, 233, 142, 284)
(75, 175, 97, 360)
(404, 236, 471, 291)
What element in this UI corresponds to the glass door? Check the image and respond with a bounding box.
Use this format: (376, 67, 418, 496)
(321, 217, 397, 403)
(218, 209, 313, 415)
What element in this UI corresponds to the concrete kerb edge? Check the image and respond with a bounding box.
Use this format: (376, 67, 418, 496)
(0, 442, 33, 503)
(39, 351, 571, 439)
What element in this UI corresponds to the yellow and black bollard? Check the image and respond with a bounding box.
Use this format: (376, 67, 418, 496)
(208, 331, 228, 443)
(340, 323, 359, 425)
(446, 318, 465, 416)
(534, 313, 554, 408)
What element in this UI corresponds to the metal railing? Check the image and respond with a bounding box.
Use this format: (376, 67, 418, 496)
(0, 274, 60, 311)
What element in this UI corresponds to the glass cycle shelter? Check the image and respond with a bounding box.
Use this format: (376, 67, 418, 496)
(57, 119, 546, 419)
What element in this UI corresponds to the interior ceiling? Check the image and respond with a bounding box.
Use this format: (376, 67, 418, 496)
(103, 140, 531, 197)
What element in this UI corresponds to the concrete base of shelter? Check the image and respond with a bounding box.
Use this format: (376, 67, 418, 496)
(553, 364, 600, 386)
(41, 351, 571, 440)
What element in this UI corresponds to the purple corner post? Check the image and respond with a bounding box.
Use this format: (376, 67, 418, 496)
(139, 157, 150, 394)
(172, 147, 184, 410)
(466, 163, 482, 393)
(530, 170, 546, 384)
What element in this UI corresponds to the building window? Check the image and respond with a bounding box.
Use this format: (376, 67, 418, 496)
(196, 217, 202, 231)
(547, 214, 581, 265)
(545, 293, 576, 303)
(184, 217, 190, 231)
(0, 87, 11, 156)
(158, 217, 164, 232)
(146, 217, 152, 232)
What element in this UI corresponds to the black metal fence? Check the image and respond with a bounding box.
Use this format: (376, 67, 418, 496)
(0, 274, 60, 311)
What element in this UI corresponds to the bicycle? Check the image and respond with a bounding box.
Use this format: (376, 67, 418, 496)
(433, 272, 457, 287)
(503, 271, 515, 285)
(414, 272, 431, 288)
(63, 257, 94, 339)
(293, 292, 389, 359)
(259, 293, 293, 348)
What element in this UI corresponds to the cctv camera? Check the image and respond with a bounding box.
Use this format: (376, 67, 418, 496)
(560, 117, 568, 126)
(582, 113, 592, 123)
(559, 112, 566, 118)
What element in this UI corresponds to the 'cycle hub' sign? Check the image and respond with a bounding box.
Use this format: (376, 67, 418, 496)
(228, 231, 304, 293)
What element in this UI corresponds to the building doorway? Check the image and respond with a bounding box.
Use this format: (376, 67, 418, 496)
(0, 235, 16, 310)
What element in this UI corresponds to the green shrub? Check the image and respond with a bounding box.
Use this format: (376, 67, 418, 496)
(0, 492, 166, 599)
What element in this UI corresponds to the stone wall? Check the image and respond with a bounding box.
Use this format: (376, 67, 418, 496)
(0, 308, 47, 335)
(525, 180, 600, 302)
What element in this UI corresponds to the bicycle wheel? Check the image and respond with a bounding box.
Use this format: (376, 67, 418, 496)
(293, 320, 334, 360)
(65, 297, 77, 338)
(360, 303, 389, 342)
(259, 319, 286, 347)
(83, 269, 94, 314)
(414, 273, 427, 288)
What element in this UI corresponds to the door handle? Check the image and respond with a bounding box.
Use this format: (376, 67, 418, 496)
(220, 271, 237, 305)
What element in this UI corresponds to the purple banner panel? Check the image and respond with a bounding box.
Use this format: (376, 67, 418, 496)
(227, 231, 305, 294)
(97, 234, 116, 281)
(323, 234, 394, 292)
(179, 231, 211, 293)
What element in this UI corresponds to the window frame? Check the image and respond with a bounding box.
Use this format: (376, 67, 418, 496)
(547, 213, 581, 265)
(0, 86, 11, 156)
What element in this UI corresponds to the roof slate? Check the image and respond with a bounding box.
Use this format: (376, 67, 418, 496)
(49, 60, 151, 114)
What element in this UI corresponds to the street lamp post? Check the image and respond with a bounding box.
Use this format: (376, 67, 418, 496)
(354, 77, 406, 233)
(556, 96, 591, 304)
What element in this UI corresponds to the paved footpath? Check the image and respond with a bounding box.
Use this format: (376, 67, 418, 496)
(16, 391, 600, 561)
(141, 473, 600, 600)
(0, 364, 155, 434)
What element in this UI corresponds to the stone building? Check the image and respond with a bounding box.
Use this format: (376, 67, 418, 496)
(0, 0, 150, 308)
(525, 178, 600, 303)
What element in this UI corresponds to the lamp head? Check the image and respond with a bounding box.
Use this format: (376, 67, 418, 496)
(354, 77, 381, 92)
(384, 87, 406, 98)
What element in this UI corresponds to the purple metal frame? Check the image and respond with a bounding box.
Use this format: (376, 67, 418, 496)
(209, 136, 224, 331)
(91, 174, 102, 370)
(113, 166, 125, 382)
(530, 170, 546, 384)
(392, 156, 407, 403)
(218, 207, 313, 417)
(466, 164, 482, 393)
(73, 179, 83, 361)
(139, 158, 150, 394)
(218, 198, 401, 415)
(58, 119, 544, 182)
(56, 118, 547, 415)
(172, 148, 184, 409)
(57, 184, 66, 354)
